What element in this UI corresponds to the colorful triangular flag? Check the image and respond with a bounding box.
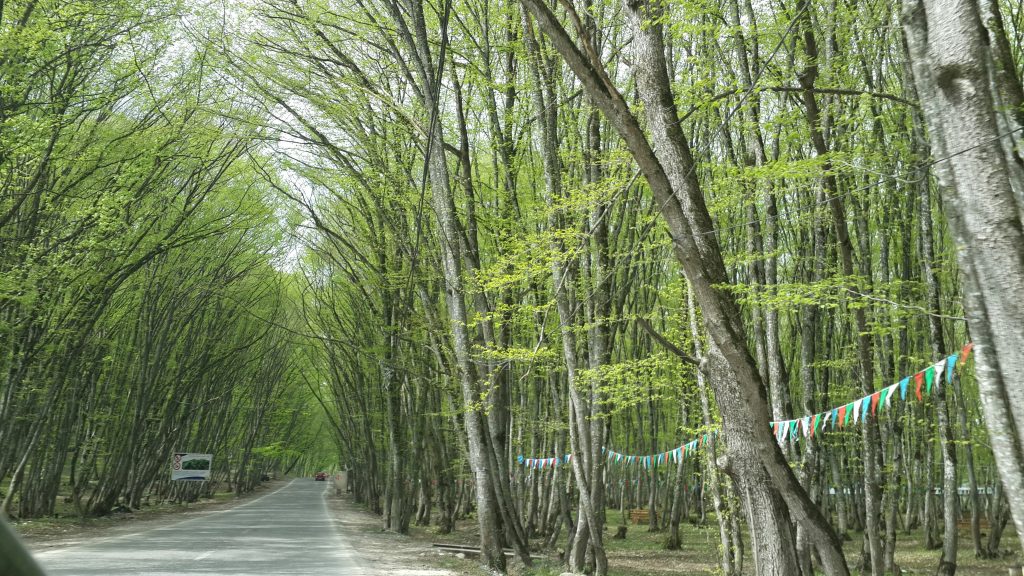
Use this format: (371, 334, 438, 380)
(884, 383, 898, 410)
(961, 342, 974, 361)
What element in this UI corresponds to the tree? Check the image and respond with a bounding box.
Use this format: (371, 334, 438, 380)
(902, 0, 1024, 559)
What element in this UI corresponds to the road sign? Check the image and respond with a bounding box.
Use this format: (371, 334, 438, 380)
(172, 452, 213, 481)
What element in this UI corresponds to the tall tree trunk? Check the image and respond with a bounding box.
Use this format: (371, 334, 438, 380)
(519, 1, 851, 573)
(688, 288, 736, 575)
(384, 0, 506, 566)
(796, 191, 827, 576)
(793, 3, 883, 572)
(522, 14, 608, 574)
(902, 0, 1024, 556)
(951, 373, 984, 557)
(584, 105, 611, 571)
(919, 151, 959, 575)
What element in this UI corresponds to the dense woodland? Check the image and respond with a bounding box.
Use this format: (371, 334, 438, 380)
(2, 0, 1024, 575)
(0, 0, 334, 519)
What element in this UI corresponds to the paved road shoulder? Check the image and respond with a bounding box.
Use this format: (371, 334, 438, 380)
(20, 479, 290, 553)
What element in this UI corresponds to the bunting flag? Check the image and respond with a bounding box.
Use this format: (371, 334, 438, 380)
(517, 346, 973, 469)
(962, 342, 974, 360)
(884, 383, 898, 409)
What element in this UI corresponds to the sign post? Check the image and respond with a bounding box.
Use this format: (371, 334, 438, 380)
(172, 452, 213, 481)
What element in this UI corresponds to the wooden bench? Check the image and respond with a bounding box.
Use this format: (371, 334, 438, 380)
(957, 518, 992, 530)
(431, 543, 540, 560)
(629, 508, 650, 525)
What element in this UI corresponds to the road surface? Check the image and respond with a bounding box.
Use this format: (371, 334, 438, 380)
(34, 479, 370, 575)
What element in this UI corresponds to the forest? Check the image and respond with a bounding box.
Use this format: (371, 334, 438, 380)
(1, 0, 1023, 575)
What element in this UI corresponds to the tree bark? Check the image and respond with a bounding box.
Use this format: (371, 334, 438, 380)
(517, 0, 851, 573)
(919, 151, 959, 575)
(522, 13, 608, 574)
(382, 0, 506, 566)
(688, 288, 736, 575)
(902, 0, 1024, 556)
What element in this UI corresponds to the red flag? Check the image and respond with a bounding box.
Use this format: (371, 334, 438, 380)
(961, 342, 974, 362)
(870, 391, 881, 415)
(838, 405, 848, 428)
(915, 371, 924, 401)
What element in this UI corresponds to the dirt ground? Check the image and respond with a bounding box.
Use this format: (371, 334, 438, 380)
(395, 509, 1024, 576)
(324, 491, 463, 576)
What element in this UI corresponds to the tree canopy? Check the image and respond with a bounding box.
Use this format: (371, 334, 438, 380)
(2, 0, 1023, 575)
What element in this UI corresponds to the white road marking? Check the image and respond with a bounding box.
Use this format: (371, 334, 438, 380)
(194, 551, 214, 560)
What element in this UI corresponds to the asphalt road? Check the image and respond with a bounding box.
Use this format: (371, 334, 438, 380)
(34, 479, 370, 575)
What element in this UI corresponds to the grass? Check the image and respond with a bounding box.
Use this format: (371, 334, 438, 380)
(14, 501, 187, 539)
(410, 509, 1022, 576)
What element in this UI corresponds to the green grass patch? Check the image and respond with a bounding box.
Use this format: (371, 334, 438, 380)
(412, 507, 1021, 576)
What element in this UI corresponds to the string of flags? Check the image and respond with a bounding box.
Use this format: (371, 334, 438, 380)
(768, 342, 972, 444)
(517, 343, 974, 470)
(516, 432, 720, 470)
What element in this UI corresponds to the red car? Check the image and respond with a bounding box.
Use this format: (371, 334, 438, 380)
(314, 472, 327, 481)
